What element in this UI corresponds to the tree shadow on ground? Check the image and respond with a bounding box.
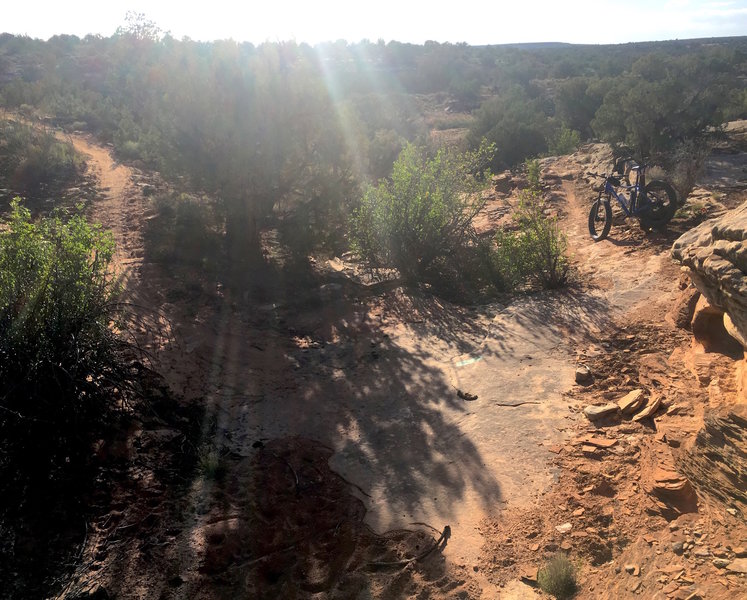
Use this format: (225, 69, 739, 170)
(474, 286, 615, 358)
(63, 244, 501, 598)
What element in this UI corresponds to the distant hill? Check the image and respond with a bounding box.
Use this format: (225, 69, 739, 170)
(496, 42, 573, 49)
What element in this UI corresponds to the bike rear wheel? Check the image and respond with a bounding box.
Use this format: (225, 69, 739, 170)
(639, 180, 677, 230)
(588, 196, 612, 241)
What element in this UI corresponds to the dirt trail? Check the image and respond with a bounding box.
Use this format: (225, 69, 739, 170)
(68, 136, 592, 570)
(60, 131, 745, 599)
(66, 135, 145, 288)
(555, 164, 680, 317)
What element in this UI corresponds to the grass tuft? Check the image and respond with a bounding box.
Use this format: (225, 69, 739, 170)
(537, 552, 577, 599)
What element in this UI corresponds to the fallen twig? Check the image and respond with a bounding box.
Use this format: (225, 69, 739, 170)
(367, 525, 451, 568)
(493, 401, 540, 407)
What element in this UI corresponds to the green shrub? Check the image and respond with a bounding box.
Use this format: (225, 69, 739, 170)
(537, 552, 577, 599)
(351, 140, 494, 281)
(0, 119, 84, 193)
(144, 192, 222, 270)
(495, 189, 569, 290)
(548, 126, 581, 156)
(467, 88, 551, 170)
(526, 158, 541, 191)
(0, 199, 119, 454)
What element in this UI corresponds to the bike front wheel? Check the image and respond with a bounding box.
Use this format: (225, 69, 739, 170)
(639, 180, 677, 230)
(588, 196, 612, 241)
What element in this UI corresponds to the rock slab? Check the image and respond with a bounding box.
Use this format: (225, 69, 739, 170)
(618, 389, 645, 414)
(672, 201, 747, 346)
(727, 557, 747, 573)
(583, 403, 619, 420)
(677, 408, 747, 506)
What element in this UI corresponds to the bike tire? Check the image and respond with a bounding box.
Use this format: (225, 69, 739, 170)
(639, 180, 677, 230)
(588, 197, 612, 241)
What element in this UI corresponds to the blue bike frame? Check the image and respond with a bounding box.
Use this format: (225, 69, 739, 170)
(603, 165, 646, 217)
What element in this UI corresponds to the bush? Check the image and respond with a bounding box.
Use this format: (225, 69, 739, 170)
(467, 87, 551, 170)
(0, 199, 119, 458)
(494, 188, 569, 290)
(668, 138, 710, 203)
(351, 140, 494, 281)
(145, 192, 222, 270)
(0, 119, 85, 193)
(526, 158, 541, 190)
(537, 552, 577, 599)
(548, 126, 581, 156)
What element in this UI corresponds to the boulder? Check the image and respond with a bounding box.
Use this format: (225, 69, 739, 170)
(672, 201, 747, 346)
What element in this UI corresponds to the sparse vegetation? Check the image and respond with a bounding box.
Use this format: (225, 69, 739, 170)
(537, 552, 577, 599)
(0, 25, 745, 600)
(496, 189, 569, 290)
(1, 34, 744, 260)
(494, 162, 569, 290)
(145, 192, 222, 270)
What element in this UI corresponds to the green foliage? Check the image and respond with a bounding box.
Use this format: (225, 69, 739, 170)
(591, 50, 736, 161)
(0, 119, 84, 194)
(494, 188, 569, 290)
(430, 114, 475, 131)
(537, 552, 577, 599)
(526, 158, 541, 190)
(0, 199, 117, 434)
(554, 78, 604, 139)
(145, 192, 222, 270)
(351, 140, 494, 281)
(1, 32, 744, 263)
(724, 88, 747, 121)
(467, 86, 551, 170)
(449, 77, 481, 109)
(548, 125, 581, 156)
(367, 128, 408, 180)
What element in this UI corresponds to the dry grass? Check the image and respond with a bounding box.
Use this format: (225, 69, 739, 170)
(537, 552, 577, 599)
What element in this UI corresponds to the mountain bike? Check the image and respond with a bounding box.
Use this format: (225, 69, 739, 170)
(587, 159, 677, 241)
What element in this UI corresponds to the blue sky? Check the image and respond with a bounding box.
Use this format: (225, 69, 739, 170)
(4, 0, 747, 44)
